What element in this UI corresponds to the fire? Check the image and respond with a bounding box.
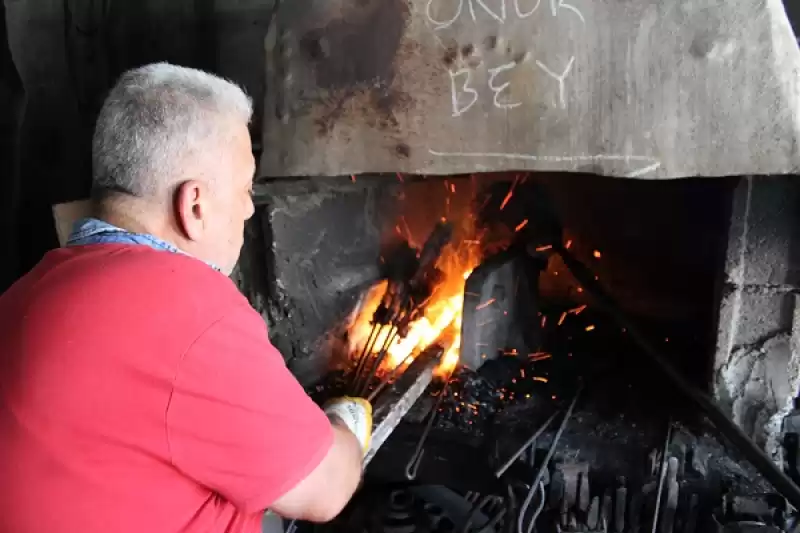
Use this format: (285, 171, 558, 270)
(347, 235, 481, 378)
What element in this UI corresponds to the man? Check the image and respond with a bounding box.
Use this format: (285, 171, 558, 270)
(0, 63, 370, 533)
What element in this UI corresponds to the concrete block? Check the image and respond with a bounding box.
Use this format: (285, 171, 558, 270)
(725, 177, 800, 287)
(714, 290, 800, 455)
(715, 288, 795, 360)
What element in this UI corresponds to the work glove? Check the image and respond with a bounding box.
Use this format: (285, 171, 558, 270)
(324, 396, 373, 455)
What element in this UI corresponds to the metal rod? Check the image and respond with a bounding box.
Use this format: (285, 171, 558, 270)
(405, 368, 456, 480)
(367, 352, 416, 403)
(554, 246, 800, 510)
(518, 385, 582, 533)
(350, 321, 383, 392)
(495, 410, 561, 478)
(358, 325, 402, 396)
(651, 420, 673, 533)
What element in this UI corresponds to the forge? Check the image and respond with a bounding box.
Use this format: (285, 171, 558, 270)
(239, 171, 800, 533)
(236, 0, 800, 531)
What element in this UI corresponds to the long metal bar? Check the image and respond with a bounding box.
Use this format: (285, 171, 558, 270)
(357, 324, 402, 396)
(350, 322, 383, 392)
(494, 410, 561, 478)
(404, 367, 456, 480)
(554, 246, 800, 510)
(651, 420, 673, 533)
(364, 345, 444, 466)
(367, 352, 416, 402)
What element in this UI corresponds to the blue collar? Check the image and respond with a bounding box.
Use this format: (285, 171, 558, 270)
(66, 218, 222, 272)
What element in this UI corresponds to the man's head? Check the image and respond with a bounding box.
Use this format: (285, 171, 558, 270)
(91, 63, 256, 275)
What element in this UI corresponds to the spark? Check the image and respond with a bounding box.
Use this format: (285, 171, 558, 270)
(533, 376, 549, 383)
(558, 312, 567, 326)
(515, 219, 529, 232)
(451, 183, 456, 194)
(500, 188, 514, 210)
(476, 298, 496, 310)
(593, 250, 602, 258)
(565, 239, 573, 249)
(500, 174, 521, 211)
(351, 174, 357, 182)
(541, 315, 547, 328)
(536, 245, 553, 252)
(396, 173, 404, 182)
(585, 325, 596, 332)
(400, 216, 413, 243)
(569, 304, 588, 315)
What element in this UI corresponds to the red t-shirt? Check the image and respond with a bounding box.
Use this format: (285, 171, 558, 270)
(0, 244, 333, 533)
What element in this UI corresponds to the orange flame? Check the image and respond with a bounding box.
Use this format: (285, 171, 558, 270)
(347, 234, 481, 377)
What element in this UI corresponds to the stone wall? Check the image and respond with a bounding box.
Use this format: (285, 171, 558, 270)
(713, 176, 800, 457)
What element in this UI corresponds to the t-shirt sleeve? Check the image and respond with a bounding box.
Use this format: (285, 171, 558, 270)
(165, 304, 334, 513)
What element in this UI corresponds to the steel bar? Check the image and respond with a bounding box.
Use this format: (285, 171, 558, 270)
(495, 410, 561, 479)
(366, 352, 416, 403)
(519, 385, 582, 533)
(364, 344, 444, 466)
(358, 324, 402, 396)
(405, 367, 456, 480)
(350, 321, 383, 392)
(651, 420, 673, 533)
(554, 246, 800, 510)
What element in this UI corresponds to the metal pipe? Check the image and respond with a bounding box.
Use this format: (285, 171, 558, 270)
(554, 245, 800, 510)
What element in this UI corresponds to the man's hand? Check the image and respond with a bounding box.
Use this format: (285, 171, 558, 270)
(323, 397, 372, 455)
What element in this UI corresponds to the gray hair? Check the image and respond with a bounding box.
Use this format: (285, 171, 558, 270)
(91, 62, 253, 199)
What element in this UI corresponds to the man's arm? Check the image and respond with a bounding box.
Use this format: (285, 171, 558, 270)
(165, 305, 366, 520)
(270, 419, 362, 521)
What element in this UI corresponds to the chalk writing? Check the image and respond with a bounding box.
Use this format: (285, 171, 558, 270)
(449, 68, 479, 116)
(549, 0, 585, 24)
(535, 56, 575, 109)
(488, 62, 522, 109)
(513, 0, 540, 18)
(428, 149, 662, 177)
(426, 0, 463, 30)
(447, 56, 573, 114)
(430, 0, 584, 112)
(426, 0, 584, 28)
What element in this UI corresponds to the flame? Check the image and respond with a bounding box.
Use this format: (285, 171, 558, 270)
(348, 235, 481, 378)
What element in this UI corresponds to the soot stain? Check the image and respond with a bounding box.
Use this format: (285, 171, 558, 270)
(301, 0, 412, 138)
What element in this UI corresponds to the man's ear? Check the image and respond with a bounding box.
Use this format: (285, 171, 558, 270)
(174, 180, 207, 242)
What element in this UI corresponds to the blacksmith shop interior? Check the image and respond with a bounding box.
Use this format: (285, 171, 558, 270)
(3, 0, 800, 532)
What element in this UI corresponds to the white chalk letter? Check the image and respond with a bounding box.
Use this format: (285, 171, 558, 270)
(427, 0, 464, 30)
(467, 0, 506, 23)
(488, 62, 522, 110)
(535, 55, 575, 109)
(549, 0, 585, 24)
(448, 68, 479, 117)
(513, 0, 540, 18)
